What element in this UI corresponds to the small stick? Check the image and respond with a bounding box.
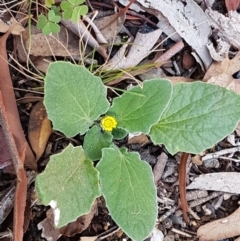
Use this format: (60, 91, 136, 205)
(189, 192, 222, 208)
(171, 228, 192, 238)
(202, 147, 240, 161)
(159, 205, 177, 222)
(179, 153, 189, 223)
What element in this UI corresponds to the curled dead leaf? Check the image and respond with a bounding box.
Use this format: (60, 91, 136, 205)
(28, 102, 52, 161)
(37, 201, 97, 241)
(198, 207, 240, 241)
(0, 18, 24, 35)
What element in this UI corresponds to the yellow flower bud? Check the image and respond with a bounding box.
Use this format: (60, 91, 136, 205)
(101, 116, 117, 132)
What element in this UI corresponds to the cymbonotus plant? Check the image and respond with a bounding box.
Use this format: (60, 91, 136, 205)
(35, 61, 240, 241)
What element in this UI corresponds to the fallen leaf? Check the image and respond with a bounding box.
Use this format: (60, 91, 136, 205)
(94, 13, 125, 43)
(28, 102, 52, 161)
(206, 37, 230, 61)
(197, 206, 240, 241)
(137, 0, 212, 69)
(22, 25, 82, 58)
(150, 227, 164, 241)
(206, 9, 240, 49)
(34, 56, 51, 73)
(61, 18, 108, 59)
(0, 30, 35, 169)
(104, 29, 162, 70)
(153, 152, 168, 185)
(0, 17, 24, 35)
(187, 172, 240, 194)
(0, 126, 12, 169)
(59, 200, 97, 236)
(38, 209, 62, 241)
(37, 201, 97, 240)
(0, 184, 16, 225)
(225, 0, 240, 12)
(203, 51, 240, 94)
(128, 133, 149, 145)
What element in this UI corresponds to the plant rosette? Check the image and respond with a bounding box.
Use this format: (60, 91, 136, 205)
(36, 61, 240, 241)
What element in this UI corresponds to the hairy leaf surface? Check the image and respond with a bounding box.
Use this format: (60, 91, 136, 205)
(96, 145, 157, 241)
(150, 82, 240, 154)
(107, 79, 172, 134)
(44, 62, 109, 137)
(36, 144, 100, 227)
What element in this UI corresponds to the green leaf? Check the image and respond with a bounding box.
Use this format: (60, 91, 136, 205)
(45, 0, 55, 8)
(60, 0, 71, 10)
(51, 6, 61, 16)
(112, 127, 128, 140)
(36, 144, 100, 227)
(61, 1, 73, 19)
(83, 125, 112, 161)
(42, 23, 52, 35)
(44, 62, 110, 137)
(96, 145, 157, 241)
(37, 14, 48, 29)
(150, 81, 240, 154)
(108, 79, 172, 134)
(49, 22, 61, 34)
(69, 0, 85, 5)
(48, 9, 61, 23)
(71, 5, 88, 21)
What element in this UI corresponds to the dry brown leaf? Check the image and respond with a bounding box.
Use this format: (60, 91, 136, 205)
(137, 0, 212, 69)
(197, 206, 240, 241)
(203, 51, 240, 94)
(206, 9, 240, 49)
(28, 102, 52, 161)
(37, 209, 62, 241)
(0, 30, 36, 170)
(187, 172, 240, 194)
(59, 201, 97, 236)
(38, 201, 97, 240)
(153, 152, 168, 184)
(0, 27, 33, 241)
(225, 0, 240, 11)
(206, 37, 230, 61)
(34, 56, 51, 73)
(94, 13, 125, 43)
(0, 18, 24, 35)
(0, 126, 12, 169)
(61, 18, 108, 59)
(104, 29, 162, 70)
(22, 25, 81, 58)
(128, 133, 149, 145)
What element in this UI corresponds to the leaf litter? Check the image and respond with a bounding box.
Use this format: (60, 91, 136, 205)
(2, 0, 240, 240)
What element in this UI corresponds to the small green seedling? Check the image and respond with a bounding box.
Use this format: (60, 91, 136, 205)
(36, 61, 240, 241)
(38, 0, 88, 35)
(60, 0, 88, 22)
(37, 10, 61, 35)
(45, 0, 55, 8)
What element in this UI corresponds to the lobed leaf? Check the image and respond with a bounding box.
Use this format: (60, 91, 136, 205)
(44, 62, 110, 137)
(150, 81, 240, 154)
(107, 79, 172, 134)
(71, 5, 88, 22)
(35, 144, 100, 228)
(96, 145, 157, 241)
(48, 10, 61, 23)
(45, 0, 55, 8)
(37, 14, 48, 29)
